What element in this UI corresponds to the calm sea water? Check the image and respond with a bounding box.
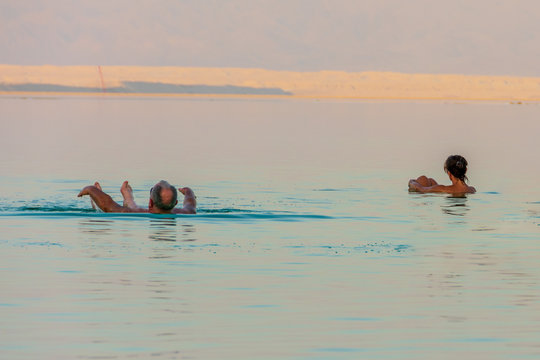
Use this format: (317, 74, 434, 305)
(1, 96, 539, 359)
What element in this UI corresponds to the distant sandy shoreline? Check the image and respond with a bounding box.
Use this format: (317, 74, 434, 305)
(1, 65, 540, 101)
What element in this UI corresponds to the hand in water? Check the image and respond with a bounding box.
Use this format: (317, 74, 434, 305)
(179, 187, 190, 196)
(178, 187, 197, 212)
(408, 179, 419, 192)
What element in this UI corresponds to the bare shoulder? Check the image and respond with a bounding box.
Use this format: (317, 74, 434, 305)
(448, 185, 476, 195)
(417, 184, 449, 193)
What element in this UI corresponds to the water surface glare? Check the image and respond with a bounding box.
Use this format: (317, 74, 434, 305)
(1, 96, 540, 359)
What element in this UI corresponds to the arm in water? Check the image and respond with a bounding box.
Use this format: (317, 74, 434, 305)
(408, 176, 446, 193)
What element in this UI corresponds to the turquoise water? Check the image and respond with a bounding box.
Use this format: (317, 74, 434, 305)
(1, 96, 539, 359)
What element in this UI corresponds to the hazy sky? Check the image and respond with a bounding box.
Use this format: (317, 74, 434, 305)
(1, 0, 539, 76)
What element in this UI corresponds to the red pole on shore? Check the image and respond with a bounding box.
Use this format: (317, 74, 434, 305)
(98, 65, 106, 93)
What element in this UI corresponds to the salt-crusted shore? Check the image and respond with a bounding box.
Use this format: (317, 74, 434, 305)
(1, 64, 539, 101)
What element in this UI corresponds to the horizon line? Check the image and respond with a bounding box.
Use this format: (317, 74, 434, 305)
(2, 64, 540, 79)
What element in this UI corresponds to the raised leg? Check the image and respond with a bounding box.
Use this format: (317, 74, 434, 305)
(90, 182, 102, 210)
(120, 181, 138, 209)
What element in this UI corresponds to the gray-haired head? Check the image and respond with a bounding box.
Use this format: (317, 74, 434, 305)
(150, 180, 178, 211)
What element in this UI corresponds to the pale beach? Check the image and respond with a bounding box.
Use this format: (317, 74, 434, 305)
(1, 64, 540, 101)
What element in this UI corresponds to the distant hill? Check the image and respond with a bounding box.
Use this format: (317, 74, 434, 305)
(1, 65, 539, 101)
(0, 81, 291, 95)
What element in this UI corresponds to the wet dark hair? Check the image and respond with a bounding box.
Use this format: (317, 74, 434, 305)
(150, 180, 177, 210)
(444, 155, 469, 183)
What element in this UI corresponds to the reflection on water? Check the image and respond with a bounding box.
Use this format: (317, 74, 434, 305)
(79, 219, 114, 234)
(79, 218, 198, 244)
(149, 219, 196, 243)
(149, 219, 178, 242)
(441, 195, 469, 217)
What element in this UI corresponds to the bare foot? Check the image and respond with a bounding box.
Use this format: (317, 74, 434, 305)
(91, 182, 102, 209)
(121, 180, 138, 209)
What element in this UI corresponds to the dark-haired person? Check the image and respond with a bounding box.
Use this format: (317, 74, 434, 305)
(78, 180, 196, 214)
(408, 155, 476, 194)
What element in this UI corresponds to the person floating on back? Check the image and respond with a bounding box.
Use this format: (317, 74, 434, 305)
(78, 180, 196, 214)
(408, 155, 476, 194)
